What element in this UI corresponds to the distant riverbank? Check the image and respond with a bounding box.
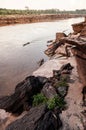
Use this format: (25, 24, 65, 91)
(0, 14, 84, 26)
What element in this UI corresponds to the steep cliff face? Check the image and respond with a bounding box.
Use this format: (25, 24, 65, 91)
(80, 26, 86, 37)
(71, 18, 86, 86)
(73, 49, 86, 86)
(59, 18, 86, 86)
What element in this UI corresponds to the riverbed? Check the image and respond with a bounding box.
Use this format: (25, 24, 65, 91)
(0, 17, 84, 96)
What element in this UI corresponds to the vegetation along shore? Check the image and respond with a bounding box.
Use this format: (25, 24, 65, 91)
(0, 8, 86, 26)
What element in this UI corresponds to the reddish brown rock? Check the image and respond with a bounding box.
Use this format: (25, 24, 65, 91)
(60, 37, 86, 86)
(73, 49, 86, 86)
(56, 32, 67, 42)
(80, 26, 86, 37)
(72, 22, 84, 34)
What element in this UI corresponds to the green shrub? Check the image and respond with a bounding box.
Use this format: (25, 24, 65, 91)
(32, 93, 47, 106)
(47, 95, 66, 110)
(57, 81, 68, 87)
(55, 77, 68, 88)
(32, 93, 66, 110)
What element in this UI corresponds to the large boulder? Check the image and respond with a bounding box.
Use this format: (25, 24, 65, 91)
(41, 83, 57, 99)
(0, 76, 48, 114)
(6, 105, 62, 130)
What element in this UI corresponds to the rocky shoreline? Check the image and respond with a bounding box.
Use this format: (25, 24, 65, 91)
(0, 14, 84, 26)
(0, 17, 86, 130)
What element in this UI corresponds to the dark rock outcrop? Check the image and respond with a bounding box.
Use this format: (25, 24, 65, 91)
(0, 76, 48, 114)
(56, 85, 68, 98)
(0, 62, 71, 115)
(0, 62, 73, 130)
(53, 63, 73, 80)
(6, 105, 62, 130)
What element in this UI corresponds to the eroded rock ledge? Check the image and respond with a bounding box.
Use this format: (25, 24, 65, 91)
(45, 17, 86, 87)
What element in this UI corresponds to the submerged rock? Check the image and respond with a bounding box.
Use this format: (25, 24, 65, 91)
(37, 59, 44, 66)
(23, 42, 30, 46)
(47, 40, 53, 43)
